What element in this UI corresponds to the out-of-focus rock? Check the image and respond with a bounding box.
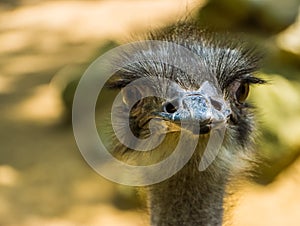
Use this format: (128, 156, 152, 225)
(251, 74, 300, 183)
(252, 74, 300, 148)
(197, 0, 300, 34)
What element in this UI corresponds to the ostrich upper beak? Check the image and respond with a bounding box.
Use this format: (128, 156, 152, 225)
(157, 86, 231, 135)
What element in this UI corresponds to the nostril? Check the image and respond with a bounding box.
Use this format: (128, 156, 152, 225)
(210, 98, 222, 111)
(163, 102, 177, 114)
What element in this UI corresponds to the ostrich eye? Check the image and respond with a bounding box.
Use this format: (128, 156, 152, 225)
(163, 102, 177, 113)
(235, 82, 249, 103)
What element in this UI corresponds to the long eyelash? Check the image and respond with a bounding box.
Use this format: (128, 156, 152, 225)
(242, 76, 267, 85)
(225, 75, 266, 89)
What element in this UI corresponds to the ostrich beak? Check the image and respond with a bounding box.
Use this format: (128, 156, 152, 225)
(157, 83, 231, 135)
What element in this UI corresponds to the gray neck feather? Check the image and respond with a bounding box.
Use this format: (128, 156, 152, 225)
(148, 156, 228, 226)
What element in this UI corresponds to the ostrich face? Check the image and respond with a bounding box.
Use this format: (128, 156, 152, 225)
(108, 24, 265, 159)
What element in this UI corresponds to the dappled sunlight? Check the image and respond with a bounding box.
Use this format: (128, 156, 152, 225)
(277, 7, 300, 55)
(9, 84, 63, 123)
(71, 178, 116, 202)
(2, 54, 74, 76)
(0, 30, 33, 54)
(0, 165, 19, 186)
(17, 204, 147, 226)
(0, 0, 201, 44)
(0, 76, 18, 94)
(234, 157, 300, 226)
(64, 204, 147, 226)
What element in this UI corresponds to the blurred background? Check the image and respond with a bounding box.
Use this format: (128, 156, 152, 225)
(1, 0, 300, 225)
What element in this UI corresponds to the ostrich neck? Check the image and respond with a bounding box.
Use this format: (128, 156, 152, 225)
(148, 159, 228, 226)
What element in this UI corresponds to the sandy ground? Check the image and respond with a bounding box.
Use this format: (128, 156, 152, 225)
(0, 1, 300, 225)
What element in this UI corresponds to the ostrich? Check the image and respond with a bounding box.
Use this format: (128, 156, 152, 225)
(107, 22, 265, 226)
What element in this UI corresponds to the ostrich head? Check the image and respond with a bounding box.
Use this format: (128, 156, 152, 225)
(107, 22, 265, 226)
